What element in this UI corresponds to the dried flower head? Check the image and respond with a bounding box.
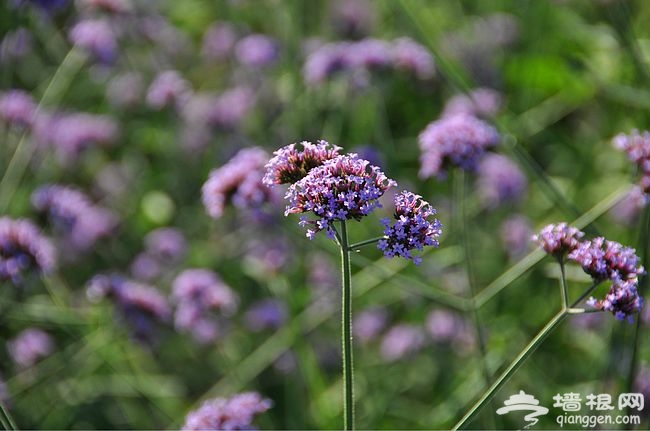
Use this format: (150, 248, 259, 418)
(531, 222, 584, 258)
(284, 153, 396, 239)
(181, 392, 272, 431)
(378, 191, 442, 265)
(263, 140, 342, 186)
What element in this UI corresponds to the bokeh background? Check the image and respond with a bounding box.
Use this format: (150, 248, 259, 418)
(1, 0, 650, 429)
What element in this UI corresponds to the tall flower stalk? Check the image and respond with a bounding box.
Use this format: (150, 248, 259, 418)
(263, 140, 442, 429)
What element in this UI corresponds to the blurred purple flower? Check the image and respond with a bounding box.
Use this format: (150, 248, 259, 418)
(0, 28, 33, 63)
(500, 214, 532, 259)
(87, 274, 171, 343)
(419, 113, 500, 179)
(32, 184, 118, 251)
(75, 0, 130, 13)
(425, 309, 475, 353)
(609, 186, 648, 224)
(106, 72, 143, 108)
(263, 140, 342, 186)
(0, 217, 56, 285)
(346, 38, 393, 70)
(245, 238, 290, 274)
(380, 324, 426, 362)
(10, 0, 68, 13)
(69, 19, 118, 64)
(442, 88, 503, 118)
(182, 87, 255, 130)
(353, 307, 388, 343)
(234, 34, 278, 68)
(146, 70, 192, 110)
(8, 328, 54, 368)
(130, 252, 162, 281)
(477, 153, 527, 209)
(330, 0, 375, 38)
(244, 299, 288, 332)
(392, 37, 435, 79)
(532, 222, 584, 259)
(202, 147, 271, 219)
(613, 130, 650, 195)
(144, 227, 187, 263)
(303, 42, 349, 85)
(182, 392, 272, 431)
(34, 112, 118, 163)
(202, 22, 237, 61)
(378, 191, 442, 265)
(172, 269, 238, 344)
(285, 153, 396, 239)
(0, 89, 36, 128)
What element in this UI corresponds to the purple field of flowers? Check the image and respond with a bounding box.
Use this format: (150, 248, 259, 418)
(1, 0, 650, 429)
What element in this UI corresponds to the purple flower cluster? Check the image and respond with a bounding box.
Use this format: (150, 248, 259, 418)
(283, 153, 396, 239)
(610, 186, 648, 224)
(568, 238, 644, 321)
(181, 392, 272, 431)
(32, 184, 118, 251)
(181, 87, 255, 130)
(0, 217, 56, 285)
(0, 89, 36, 128)
(172, 269, 238, 344)
(442, 88, 503, 119)
(8, 328, 54, 368)
(202, 147, 273, 219)
(380, 324, 426, 362)
(419, 113, 501, 179)
(34, 112, 119, 163)
(201, 22, 237, 61)
(244, 299, 288, 332)
(425, 309, 475, 353)
(353, 307, 388, 343)
(531, 222, 584, 258)
(263, 140, 342, 186)
(304, 37, 434, 85)
(69, 19, 118, 64)
(87, 274, 171, 343)
(500, 214, 532, 259)
(235, 34, 278, 68)
(378, 191, 442, 265)
(476, 153, 527, 209)
(145, 70, 191, 110)
(131, 228, 187, 281)
(613, 130, 650, 196)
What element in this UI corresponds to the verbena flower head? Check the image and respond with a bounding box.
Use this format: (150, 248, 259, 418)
(87, 274, 171, 343)
(201, 22, 237, 61)
(69, 19, 117, 64)
(234, 34, 278, 68)
(146, 70, 191, 110)
(181, 392, 272, 431)
(32, 184, 118, 251)
(568, 237, 644, 283)
(0, 217, 56, 285)
(144, 227, 187, 262)
(244, 299, 288, 332)
(613, 130, 650, 194)
(531, 222, 584, 258)
(419, 113, 501, 179)
(587, 279, 644, 323)
(353, 307, 388, 343)
(378, 191, 442, 265)
(0, 89, 36, 128)
(8, 328, 54, 368)
(284, 153, 396, 239)
(380, 324, 426, 362)
(172, 269, 238, 344)
(442, 87, 503, 119)
(202, 147, 271, 219)
(263, 140, 342, 186)
(477, 153, 527, 209)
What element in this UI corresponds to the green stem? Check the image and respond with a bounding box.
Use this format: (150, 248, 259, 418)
(452, 310, 568, 430)
(558, 259, 569, 308)
(348, 236, 385, 250)
(339, 221, 355, 430)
